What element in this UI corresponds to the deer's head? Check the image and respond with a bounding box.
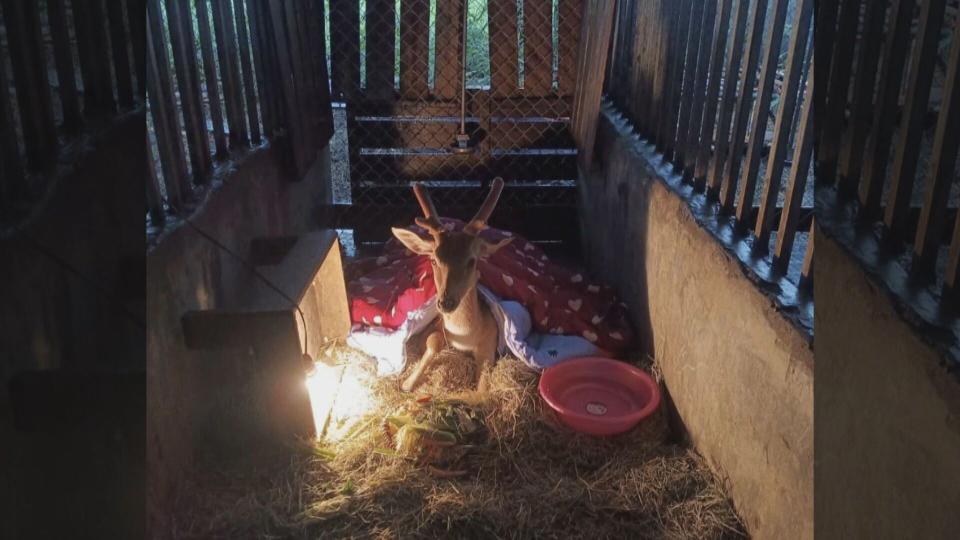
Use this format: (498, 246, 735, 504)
(392, 179, 512, 314)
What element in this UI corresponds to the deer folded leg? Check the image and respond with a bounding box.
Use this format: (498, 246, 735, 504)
(401, 330, 445, 392)
(474, 338, 498, 393)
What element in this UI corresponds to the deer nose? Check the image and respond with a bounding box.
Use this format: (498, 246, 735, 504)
(438, 297, 457, 312)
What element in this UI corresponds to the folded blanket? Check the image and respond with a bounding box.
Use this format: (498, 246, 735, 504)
(345, 219, 634, 374)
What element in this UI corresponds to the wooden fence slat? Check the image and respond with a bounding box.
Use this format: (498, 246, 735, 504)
(883, 0, 947, 237)
(146, 132, 165, 226)
(634, 0, 658, 134)
(673, 0, 705, 168)
(663, 0, 693, 160)
(523, 0, 554, 96)
(212, 0, 247, 147)
(734, 0, 790, 224)
(366, 0, 397, 100)
(913, 18, 960, 275)
(246, 0, 274, 136)
(800, 219, 814, 285)
(306, 0, 334, 145)
(489, 0, 520, 98)
(267, 0, 307, 174)
(433, 0, 463, 100)
(72, 0, 103, 111)
(165, 0, 212, 179)
(329, 0, 359, 101)
(196, 0, 228, 157)
(679, 0, 717, 178)
(836, 0, 885, 194)
(146, 8, 189, 208)
(47, 0, 83, 132)
(773, 58, 813, 273)
(693, 0, 734, 189)
(571, 0, 616, 172)
(0, 30, 24, 195)
(718, 0, 771, 211)
(284, 0, 315, 158)
(1, 0, 57, 169)
(399, 0, 429, 99)
(816, 0, 860, 183)
(128, 0, 146, 94)
(107, 0, 134, 107)
(706, 0, 749, 194)
(557, 0, 581, 96)
(234, 0, 262, 144)
(755, 0, 812, 245)
(858, 0, 913, 218)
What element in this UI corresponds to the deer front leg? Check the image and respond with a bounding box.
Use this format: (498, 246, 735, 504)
(401, 330, 445, 392)
(474, 338, 498, 393)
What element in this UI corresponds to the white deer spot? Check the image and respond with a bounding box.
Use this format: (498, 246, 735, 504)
(550, 326, 564, 335)
(610, 332, 624, 341)
(540, 317, 549, 326)
(583, 330, 598, 342)
(503, 274, 514, 286)
(365, 297, 379, 304)
(376, 256, 388, 265)
(527, 285, 538, 294)
(362, 285, 374, 293)
(528, 268, 540, 277)
(570, 274, 583, 283)
(587, 285, 600, 293)
(524, 243, 535, 251)
(568, 298, 583, 312)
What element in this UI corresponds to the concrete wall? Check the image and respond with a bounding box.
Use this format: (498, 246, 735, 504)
(146, 143, 331, 537)
(578, 110, 813, 539)
(815, 227, 960, 539)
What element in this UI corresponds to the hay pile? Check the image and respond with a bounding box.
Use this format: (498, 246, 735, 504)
(171, 348, 746, 539)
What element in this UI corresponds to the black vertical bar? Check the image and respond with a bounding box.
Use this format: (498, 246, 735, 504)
(693, 0, 734, 190)
(108, 0, 134, 107)
(196, 0, 228, 157)
(48, 0, 83, 132)
(234, 0, 261, 144)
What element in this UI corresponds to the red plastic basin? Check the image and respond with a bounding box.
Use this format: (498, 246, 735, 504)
(538, 357, 661, 436)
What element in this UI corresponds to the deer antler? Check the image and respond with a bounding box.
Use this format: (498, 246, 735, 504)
(464, 177, 504, 235)
(412, 182, 443, 235)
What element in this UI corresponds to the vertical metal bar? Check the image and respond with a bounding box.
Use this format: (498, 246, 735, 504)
(48, 0, 83, 132)
(234, 0, 261, 144)
(912, 18, 960, 276)
(0, 22, 24, 197)
(693, 0, 734, 190)
(108, 0, 134, 107)
(246, 0, 273, 136)
(755, 0, 812, 246)
(883, 0, 947, 238)
(858, 0, 913, 218)
(706, 0, 749, 195)
(773, 58, 813, 273)
(165, 0, 212, 179)
(146, 131, 166, 226)
(329, 0, 360, 101)
(718, 0, 770, 212)
(1, 0, 57, 169)
(735, 0, 790, 225)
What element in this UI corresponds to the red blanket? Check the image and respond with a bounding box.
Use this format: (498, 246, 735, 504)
(345, 219, 634, 354)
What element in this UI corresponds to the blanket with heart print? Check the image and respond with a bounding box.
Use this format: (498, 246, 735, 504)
(344, 219, 634, 374)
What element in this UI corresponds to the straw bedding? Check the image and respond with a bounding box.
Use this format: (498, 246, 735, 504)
(171, 346, 746, 539)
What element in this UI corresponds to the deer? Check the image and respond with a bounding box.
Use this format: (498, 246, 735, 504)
(391, 178, 513, 393)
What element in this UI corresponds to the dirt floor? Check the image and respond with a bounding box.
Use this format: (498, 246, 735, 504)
(169, 345, 746, 539)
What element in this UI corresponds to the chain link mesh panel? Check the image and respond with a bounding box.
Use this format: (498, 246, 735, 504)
(324, 0, 582, 245)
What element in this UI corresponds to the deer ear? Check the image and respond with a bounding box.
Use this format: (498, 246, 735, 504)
(391, 228, 435, 255)
(478, 236, 513, 258)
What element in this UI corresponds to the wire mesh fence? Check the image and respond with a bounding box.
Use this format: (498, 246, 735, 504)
(322, 0, 583, 247)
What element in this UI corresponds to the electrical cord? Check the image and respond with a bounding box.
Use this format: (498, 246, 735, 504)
(166, 204, 311, 361)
